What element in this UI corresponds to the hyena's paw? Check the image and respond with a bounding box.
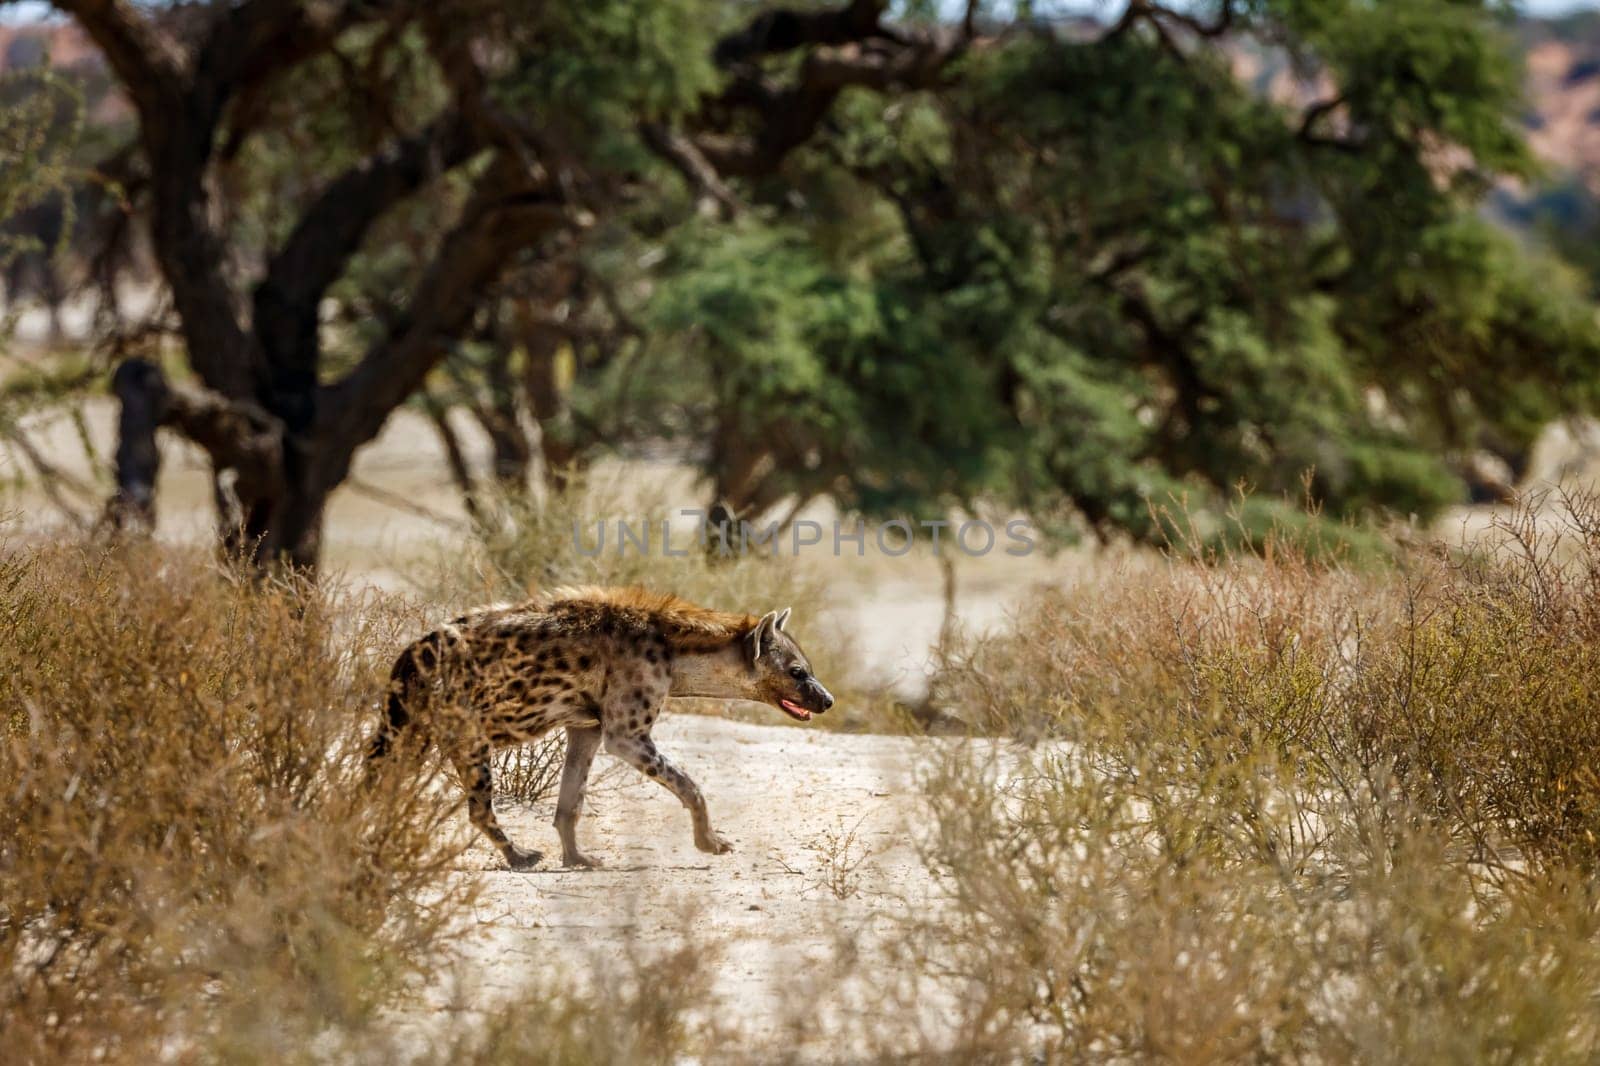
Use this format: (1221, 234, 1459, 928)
(561, 851, 605, 870)
(503, 846, 544, 871)
(695, 830, 734, 855)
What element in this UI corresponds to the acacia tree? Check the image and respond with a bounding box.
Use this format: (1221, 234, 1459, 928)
(631, 1, 1600, 541)
(70, 0, 559, 564)
(63, 0, 968, 566)
(47, 0, 1600, 562)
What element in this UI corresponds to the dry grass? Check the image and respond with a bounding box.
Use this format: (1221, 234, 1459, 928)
(429, 936, 724, 1065)
(0, 538, 735, 1064)
(491, 737, 566, 806)
(435, 476, 828, 616)
(0, 540, 476, 1062)
(907, 493, 1600, 1060)
(804, 814, 877, 901)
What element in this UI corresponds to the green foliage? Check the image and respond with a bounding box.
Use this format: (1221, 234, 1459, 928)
(22, 0, 1600, 553)
(603, 0, 1600, 544)
(643, 218, 1006, 516)
(1286, 0, 1530, 179)
(0, 62, 82, 269)
(1345, 215, 1600, 458)
(496, 0, 719, 168)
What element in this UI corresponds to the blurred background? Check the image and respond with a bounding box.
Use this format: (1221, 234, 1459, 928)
(7, 0, 1600, 685)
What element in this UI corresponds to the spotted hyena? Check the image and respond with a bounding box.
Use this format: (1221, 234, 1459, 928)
(367, 587, 834, 869)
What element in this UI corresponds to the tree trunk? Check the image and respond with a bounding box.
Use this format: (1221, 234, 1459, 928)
(230, 456, 327, 569)
(709, 429, 802, 522)
(422, 388, 484, 521)
(515, 297, 581, 489)
(104, 359, 168, 533)
(257, 471, 328, 569)
(107, 371, 328, 569)
(105, 357, 310, 561)
(444, 337, 533, 499)
(482, 330, 534, 492)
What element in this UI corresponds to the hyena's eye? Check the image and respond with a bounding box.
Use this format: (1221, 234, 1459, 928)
(789, 665, 807, 681)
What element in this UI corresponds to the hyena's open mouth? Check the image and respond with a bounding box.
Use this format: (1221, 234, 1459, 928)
(779, 699, 813, 722)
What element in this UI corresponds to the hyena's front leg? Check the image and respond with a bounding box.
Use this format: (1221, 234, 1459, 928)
(448, 737, 543, 870)
(554, 725, 604, 868)
(604, 731, 733, 855)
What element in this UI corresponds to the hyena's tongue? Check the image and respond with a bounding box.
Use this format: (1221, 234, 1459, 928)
(780, 699, 812, 722)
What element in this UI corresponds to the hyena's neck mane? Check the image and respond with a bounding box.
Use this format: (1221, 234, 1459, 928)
(542, 586, 757, 653)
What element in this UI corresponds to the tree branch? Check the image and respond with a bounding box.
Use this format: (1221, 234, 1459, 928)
(198, 0, 367, 105)
(695, 28, 972, 178)
(712, 0, 890, 67)
(63, 1, 405, 407)
(317, 157, 579, 479)
(1150, 0, 1235, 39)
(420, 386, 483, 521)
(104, 357, 286, 532)
(1296, 95, 1365, 155)
(57, 4, 251, 400)
(1, 424, 94, 530)
(252, 112, 482, 426)
(640, 121, 741, 216)
(50, 0, 184, 115)
(256, 115, 473, 323)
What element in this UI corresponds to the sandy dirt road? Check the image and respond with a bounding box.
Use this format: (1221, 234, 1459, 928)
(413, 714, 966, 1055)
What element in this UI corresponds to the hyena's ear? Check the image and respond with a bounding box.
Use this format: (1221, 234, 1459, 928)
(749, 610, 779, 665)
(774, 607, 791, 632)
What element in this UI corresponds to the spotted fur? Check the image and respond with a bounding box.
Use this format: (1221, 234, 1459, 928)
(368, 586, 834, 869)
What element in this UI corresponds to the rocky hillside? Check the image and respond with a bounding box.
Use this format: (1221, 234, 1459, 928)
(1519, 13, 1600, 188)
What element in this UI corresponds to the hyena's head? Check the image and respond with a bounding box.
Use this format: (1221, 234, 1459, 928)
(746, 608, 834, 722)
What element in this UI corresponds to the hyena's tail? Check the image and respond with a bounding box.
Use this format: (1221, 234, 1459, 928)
(367, 630, 444, 763)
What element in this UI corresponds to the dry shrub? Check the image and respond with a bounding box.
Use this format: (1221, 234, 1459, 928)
(0, 542, 471, 1063)
(906, 748, 1600, 1062)
(936, 493, 1600, 875)
(491, 737, 567, 806)
(910, 493, 1600, 1060)
(804, 814, 876, 901)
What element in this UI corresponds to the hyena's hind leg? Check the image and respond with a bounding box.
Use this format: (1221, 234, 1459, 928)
(554, 725, 604, 868)
(367, 630, 445, 763)
(449, 736, 543, 870)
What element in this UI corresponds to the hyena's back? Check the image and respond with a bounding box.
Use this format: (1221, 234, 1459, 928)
(370, 599, 672, 755)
